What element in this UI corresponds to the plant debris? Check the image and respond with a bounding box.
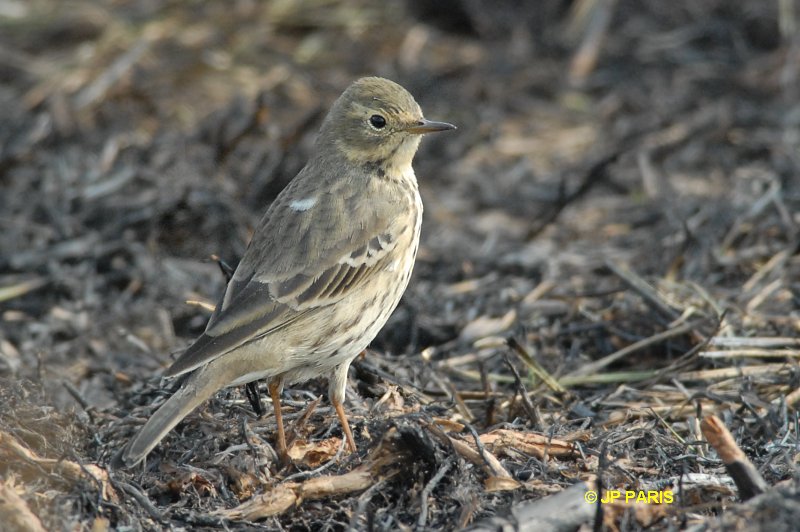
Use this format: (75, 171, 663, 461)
(1, 1, 799, 530)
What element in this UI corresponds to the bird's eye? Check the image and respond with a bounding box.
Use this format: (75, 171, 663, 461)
(369, 114, 387, 129)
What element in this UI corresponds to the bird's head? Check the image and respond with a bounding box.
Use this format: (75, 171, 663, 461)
(317, 77, 455, 170)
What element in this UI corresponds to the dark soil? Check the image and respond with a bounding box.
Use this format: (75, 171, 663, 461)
(1, 1, 799, 530)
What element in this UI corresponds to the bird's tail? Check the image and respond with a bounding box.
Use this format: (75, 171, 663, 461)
(121, 363, 232, 467)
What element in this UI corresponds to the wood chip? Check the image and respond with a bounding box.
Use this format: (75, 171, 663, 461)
(0, 480, 47, 532)
(459, 310, 517, 343)
(0, 430, 117, 503)
(215, 468, 374, 520)
(480, 429, 578, 459)
(287, 437, 344, 467)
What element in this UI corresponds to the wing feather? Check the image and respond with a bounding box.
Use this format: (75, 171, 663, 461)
(164, 165, 408, 377)
(165, 282, 307, 377)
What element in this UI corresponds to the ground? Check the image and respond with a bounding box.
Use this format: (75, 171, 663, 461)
(1, 1, 799, 530)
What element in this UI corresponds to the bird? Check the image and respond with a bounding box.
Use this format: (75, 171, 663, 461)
(121, 77, 455, 467)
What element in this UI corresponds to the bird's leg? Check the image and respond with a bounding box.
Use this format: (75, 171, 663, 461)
(329, 361, 358, 454)
(212, 254, 236, 282)
(268, 377, 289, 463)
(245, 381, 264, 417)
(332, 397, 357, 453)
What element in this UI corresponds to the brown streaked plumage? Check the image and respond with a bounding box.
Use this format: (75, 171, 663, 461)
(121, 77, 455, 467)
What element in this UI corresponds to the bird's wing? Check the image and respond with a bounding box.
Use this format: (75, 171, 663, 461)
(165, 168, 410, 377)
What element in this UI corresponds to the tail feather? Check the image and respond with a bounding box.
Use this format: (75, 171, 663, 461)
(121, 365, 228, 467)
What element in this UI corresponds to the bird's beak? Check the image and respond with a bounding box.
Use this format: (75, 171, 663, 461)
(405, 118, 457, 135)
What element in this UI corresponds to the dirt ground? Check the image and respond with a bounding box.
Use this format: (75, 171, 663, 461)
(2, 1, 800, 530)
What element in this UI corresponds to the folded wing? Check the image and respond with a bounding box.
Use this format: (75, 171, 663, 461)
(165, 170, 405, 378)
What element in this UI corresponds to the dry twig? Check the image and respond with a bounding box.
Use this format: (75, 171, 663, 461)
(700, 415, 768, 501)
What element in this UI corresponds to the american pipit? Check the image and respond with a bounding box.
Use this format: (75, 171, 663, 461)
(122, 77, 455, 467)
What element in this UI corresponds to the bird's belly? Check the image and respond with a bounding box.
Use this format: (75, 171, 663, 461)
(281, 269, 413, 383)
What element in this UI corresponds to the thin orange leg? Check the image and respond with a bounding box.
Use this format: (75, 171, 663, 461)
(268, 378, 289, 463)
(332, 398, 357, 453)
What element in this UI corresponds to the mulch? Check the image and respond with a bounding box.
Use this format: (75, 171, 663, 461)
(1, 1, 799, 530)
